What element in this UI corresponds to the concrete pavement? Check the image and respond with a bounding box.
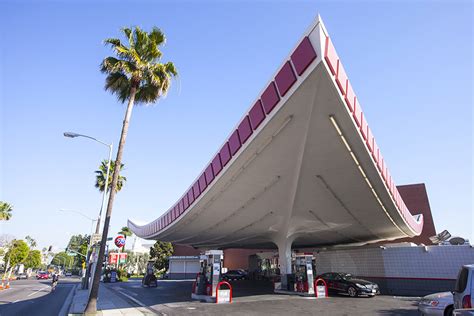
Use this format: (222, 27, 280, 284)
(101, 279, 421, 315)
(68, 283, 156, 315)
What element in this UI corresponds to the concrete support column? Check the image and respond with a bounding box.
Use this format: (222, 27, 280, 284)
(276, 237, 293, 291)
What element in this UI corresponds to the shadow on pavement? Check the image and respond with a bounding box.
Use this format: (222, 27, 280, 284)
(376, 308, 419, 315)
(225, 279, 274, 297)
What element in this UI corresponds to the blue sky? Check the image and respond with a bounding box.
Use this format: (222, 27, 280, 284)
(0, 0, 472, 251)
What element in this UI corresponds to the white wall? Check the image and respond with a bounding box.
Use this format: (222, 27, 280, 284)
(315, 245, 474, 279)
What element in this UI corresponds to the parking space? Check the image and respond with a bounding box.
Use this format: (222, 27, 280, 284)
(109, 279, 420, 315)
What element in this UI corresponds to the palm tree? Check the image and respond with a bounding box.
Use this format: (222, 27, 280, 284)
(85, 26, 177, 313)
(118, 226, 133, 252)
(0, 202, 13, 221)
(95, 159, 127, 192)
(25, 235, 37, 248)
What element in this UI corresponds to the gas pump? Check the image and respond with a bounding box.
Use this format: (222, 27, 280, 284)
(191, 250, 223, 302)
(292, 253, 315, 295)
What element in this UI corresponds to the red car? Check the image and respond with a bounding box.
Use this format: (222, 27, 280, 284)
(36, 271, 49, 280)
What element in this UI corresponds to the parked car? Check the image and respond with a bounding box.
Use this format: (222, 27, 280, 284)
(454, 264, 474, 310)
(222, 269, 248, 281)
(418, 291, 454, 316)
(65, 271, 72, 277)
(317, 272, 379, 297)
(16, 273, 28, 280)
(36, 271, 49, 280)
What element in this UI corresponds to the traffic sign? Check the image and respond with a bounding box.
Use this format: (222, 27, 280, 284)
(91, 234, 102, 244)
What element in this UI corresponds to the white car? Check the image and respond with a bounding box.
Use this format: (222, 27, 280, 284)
(454, 264, 474, 310)
(418, 291, 454, 316)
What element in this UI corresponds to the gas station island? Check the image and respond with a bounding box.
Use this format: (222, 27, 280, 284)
(128, 16, 428, 301)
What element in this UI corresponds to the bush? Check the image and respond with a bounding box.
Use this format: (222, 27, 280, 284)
(117, 268, 128, 282)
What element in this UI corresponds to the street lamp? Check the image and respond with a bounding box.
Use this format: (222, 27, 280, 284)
(63, 132, 113, 234)
(59, 209, 97, 238)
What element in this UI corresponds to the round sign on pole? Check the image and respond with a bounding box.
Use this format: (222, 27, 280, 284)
(115, 235, 126, 248)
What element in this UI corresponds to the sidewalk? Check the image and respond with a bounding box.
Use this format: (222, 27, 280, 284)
(68, 283, 152, 315)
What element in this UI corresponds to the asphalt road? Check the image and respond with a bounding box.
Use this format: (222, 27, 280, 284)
(0, 277, 79, 316)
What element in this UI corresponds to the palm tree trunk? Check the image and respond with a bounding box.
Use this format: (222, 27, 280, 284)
(85, 85, 137, 314)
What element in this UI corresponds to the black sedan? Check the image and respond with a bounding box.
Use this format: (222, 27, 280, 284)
(318, 272, 379, 297)
(222, 269, 248, 281)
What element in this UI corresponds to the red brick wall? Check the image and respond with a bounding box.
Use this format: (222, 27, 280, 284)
(172, 245, 271, 270)
(172, 244, 201, 256)
(223, 249, 271, 270)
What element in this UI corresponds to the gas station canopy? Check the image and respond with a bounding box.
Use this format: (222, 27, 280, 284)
(128, 16, 423, 249)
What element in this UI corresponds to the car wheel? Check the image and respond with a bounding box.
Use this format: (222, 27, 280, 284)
(444, 305, 454, 316)
(347, 286, 358, 297)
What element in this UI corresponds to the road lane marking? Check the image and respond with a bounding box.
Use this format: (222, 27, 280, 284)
(27, 286, 50, 297)
(115, 288, 164, 315)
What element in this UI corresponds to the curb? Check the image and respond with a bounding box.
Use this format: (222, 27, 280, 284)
(61, 283, 80, 316)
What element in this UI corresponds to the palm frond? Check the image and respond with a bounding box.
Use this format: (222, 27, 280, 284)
(149, 27, 165, 46)
(121, 27, 132, 41)
(104, 72, 131, 103)
(102, 26, 178, 105)
(104, 38, 121, 47)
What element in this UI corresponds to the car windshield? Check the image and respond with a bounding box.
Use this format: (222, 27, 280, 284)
(341, 273, 353, 280)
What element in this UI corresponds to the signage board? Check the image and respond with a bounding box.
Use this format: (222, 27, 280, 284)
(110, 271, 117, 283)
(91, 234, 102, 244)
(316, 285, 327, 298)
(109, 253, 118, 264)
(91, 234, 101, 243)
(118, 253, 127, 264)
(218, 289, 231, 303)
(109, 252, 127, 264)
(114, 235, 126, 248)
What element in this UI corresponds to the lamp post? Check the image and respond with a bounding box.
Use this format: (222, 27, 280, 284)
(63, 132, 113, 234)
(63, 132, 112, 291)
(59, 209, 97, 252)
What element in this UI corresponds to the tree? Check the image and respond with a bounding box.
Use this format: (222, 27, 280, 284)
(66, 234, 89, 268)
(149, 241, 173, 272)
(0, 201, 13, 221)
(5, 240, 29, 267)
(118, 226, 132, 251)
(124, 251, 149, 275)
(51, 252, 74, 268)
(95, 160, 127, 192)
(25, 235, 37, 248)
(86, 26, 177, 313)
(24, 250, 42, 269)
